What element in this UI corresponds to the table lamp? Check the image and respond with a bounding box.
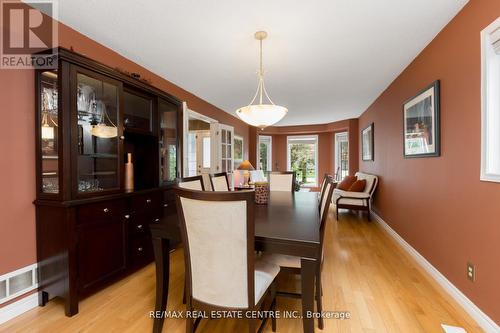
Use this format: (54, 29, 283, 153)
(237, 160, 255, 187)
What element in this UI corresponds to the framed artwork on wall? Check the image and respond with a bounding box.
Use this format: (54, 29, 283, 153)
(234, 135, 244, 170)
(403, 80, 440, 158)
(361, 123, 374, 161)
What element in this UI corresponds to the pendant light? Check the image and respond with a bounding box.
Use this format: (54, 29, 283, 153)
(236, 31, 287, 129)
(90, 81, 118, 139)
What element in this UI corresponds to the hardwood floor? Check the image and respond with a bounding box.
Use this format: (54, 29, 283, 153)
(0, 209, 483, 333)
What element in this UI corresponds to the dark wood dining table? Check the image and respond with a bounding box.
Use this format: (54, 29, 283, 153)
(150, 191, 321, 333)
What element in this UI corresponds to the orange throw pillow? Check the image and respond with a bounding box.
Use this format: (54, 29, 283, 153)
(349, 179, 366, 192)
(337, 175, 357, 190)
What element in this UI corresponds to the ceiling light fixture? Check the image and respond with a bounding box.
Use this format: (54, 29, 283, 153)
(236, 31, 287, 129)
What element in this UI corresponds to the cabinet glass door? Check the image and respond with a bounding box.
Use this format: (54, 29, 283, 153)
(124, 90, 153, 133)
(76, 71, 121, 194)
(39, 70, 59, 194)
(159, 99, 178, 182)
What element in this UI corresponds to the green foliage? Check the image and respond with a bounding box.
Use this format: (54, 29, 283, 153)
(289, 143, 315, 184)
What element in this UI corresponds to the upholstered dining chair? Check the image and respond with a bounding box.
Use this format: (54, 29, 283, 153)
(268, 171, 295, 192)
(178, 175, 205, 191)
(261, 177, 335, 329)
(174, 188, 280, 333)
(209, 172, 230, 191)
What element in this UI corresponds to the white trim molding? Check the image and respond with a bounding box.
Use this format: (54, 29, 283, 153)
(371, 212, 500, 333)
(480, 17, 500, 183)
(0, 292, 39, 325)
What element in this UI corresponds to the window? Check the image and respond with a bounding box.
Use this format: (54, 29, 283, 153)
(335, 132, 349, 181)
(481, 17, 500, 182)
(234, 135, 244, 170)
(258, 135, 272, 171)
(287, 135, 318, 187)
(202, 136, 211, 168)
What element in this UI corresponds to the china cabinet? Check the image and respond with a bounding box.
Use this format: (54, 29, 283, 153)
(34, 48, 182, 316)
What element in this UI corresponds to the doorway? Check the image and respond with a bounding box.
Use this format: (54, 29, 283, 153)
(182, 103, 234, 189)
(334, 132, 349, 181)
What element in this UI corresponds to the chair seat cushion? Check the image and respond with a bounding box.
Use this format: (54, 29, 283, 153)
(333, 189, 370, 206)
(254, 259, 280, 303)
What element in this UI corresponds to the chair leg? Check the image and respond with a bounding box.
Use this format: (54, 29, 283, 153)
(336, 206, 339, 221)
(316, 268, 324, 330)
(271, 281, 277, 332)
(248, 318, 256, 333)
(367, 202, 371, 221)
(186, 304, 194, 333)
(183, 276, 187, 304)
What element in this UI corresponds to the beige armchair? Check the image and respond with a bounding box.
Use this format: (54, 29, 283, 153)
(333, 172, 378, 221)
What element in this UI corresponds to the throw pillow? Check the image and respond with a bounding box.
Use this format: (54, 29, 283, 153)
(337, 175, 357, 190)
(348, 179, 366, 192)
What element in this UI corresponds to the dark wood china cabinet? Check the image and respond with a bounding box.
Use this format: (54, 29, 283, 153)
(34, 48, 182, 316)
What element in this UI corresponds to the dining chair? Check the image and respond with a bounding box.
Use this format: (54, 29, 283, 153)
(178, 175, 205, 191)
(209, 172, 230, 191)
(261, 177, 335, 329)
(174, 188, 280, 333)
(268, 171, 295, 192)
(318, 174, 330, 201)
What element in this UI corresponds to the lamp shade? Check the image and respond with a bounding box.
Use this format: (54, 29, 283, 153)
(237, 160, 255, 171)
(236, 104, 288, 129)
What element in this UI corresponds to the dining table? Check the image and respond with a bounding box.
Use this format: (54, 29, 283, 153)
(150, 190, 321, 333)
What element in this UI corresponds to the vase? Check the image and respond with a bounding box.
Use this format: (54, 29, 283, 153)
(125, 153, 134, 191)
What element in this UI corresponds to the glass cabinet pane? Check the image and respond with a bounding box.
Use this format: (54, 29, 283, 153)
(76, 72, 120, 194)
(124, 91, 152, 132)
(40, 70, 59, 194)
(159, 99, 178, 182)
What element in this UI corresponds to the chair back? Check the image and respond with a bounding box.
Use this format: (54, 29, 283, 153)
(178, 175, 205, 191)
(269, 171, 295, 192)
(355, 172, 378, 196)
(210, 172, 230, 191)
(175, 188, 256, 309)
(319, 178, 335, 253)
(249, 170, 266, 182)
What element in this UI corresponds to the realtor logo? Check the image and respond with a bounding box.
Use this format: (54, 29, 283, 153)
(1, 0, 58, 69)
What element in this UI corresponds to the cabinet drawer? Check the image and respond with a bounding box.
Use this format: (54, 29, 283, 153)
(163, 189, 176, 203)
(129, 236, 153, 267)
(132, 192, 162, 214)
(127, 213, 158, 234)
(77, 199, 127, 224)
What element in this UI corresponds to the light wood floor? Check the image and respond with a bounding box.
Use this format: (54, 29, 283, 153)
(0, 209, 483, 333)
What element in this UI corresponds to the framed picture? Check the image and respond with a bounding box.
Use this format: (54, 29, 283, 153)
(362, 123, 374, 161)
(234, 135, 244, 169)
(403, 80, 440, 158)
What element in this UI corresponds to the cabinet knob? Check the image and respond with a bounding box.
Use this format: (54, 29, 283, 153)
(103, 208, 109, 213)
(146, 199, 152, 204)
(154, 218, 160, 223)
(137, 247, 143, 252)
(124, 214, 130, 219)
(119, 135, 125, 140)
(163, 203, 168, 208)
(137, 224, 143, 229)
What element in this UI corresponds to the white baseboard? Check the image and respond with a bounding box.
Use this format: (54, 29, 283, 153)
(0, 292, 39, 325)
(371, 212, 500, 333)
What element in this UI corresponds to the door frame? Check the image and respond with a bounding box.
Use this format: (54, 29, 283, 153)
(182, 102, 218, 177)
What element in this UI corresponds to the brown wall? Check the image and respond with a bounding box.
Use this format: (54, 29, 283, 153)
(259, 119, 359, 190)
(0, 14, 249, 280)
(358, 0, 500, 324)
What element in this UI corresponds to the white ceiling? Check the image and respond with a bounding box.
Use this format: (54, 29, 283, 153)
(51, 0, 468, 126)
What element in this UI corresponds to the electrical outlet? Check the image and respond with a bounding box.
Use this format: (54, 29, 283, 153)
(467, 262, 475, 282)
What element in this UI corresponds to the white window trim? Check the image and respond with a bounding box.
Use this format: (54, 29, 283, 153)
(480, 17, 500, 183)
(286, 135, 319, 187)
(257, 135, 272, 171)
